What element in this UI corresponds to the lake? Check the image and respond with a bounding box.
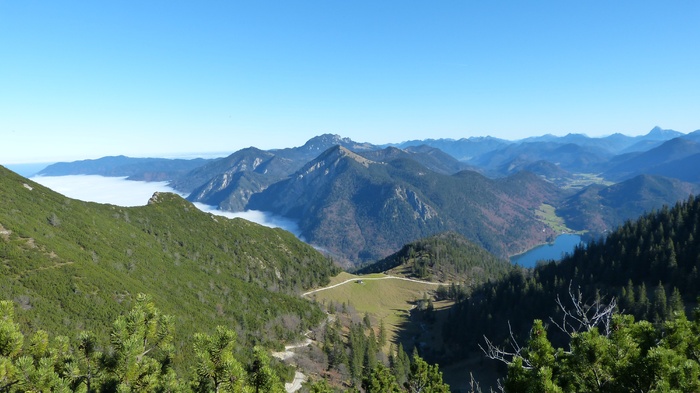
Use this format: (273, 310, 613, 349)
(510, 234, 582, 268)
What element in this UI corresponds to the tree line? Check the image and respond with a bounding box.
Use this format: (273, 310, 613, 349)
(443, 195, 700, 360)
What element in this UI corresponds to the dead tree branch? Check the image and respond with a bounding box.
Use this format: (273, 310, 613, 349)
(550, 282, 617, 338)
(479, 321, 532, 369)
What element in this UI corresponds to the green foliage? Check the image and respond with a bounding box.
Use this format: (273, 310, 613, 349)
(192, 326, 246, 392)
(0, 295, 313, 392)
(444, 195, 700, 361)
(0, 166, 339, 370)
(356, 231, 512, 286)
(501, 310, 700, 392)
(390, 344, 411, 386)
(362, 364, 401, 393)
(404, 352, 450, 393)
(247, 346, 284, 393)
(102, 294, 178, 392)
(306, 378, 335, 393)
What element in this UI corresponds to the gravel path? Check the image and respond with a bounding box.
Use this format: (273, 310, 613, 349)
(302, 275, 443, 296)
(285, 371, 307, 393)
(272, 338, 314, 392)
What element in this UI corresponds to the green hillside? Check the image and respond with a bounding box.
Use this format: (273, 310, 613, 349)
(0, 166, 339, 363)
(559, 174, 700, 233)
(356, 231, 511, 285)
(442, 194, 700, 369)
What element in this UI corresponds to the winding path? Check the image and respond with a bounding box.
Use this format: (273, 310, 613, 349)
(285, 372, 307, 393)
(272, 340, 312, 393)
(276, 276, 442, 392)
(302, 275, 443, 296)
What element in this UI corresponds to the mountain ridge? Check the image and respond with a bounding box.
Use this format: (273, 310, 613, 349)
(0, 165, 339, 359)
(248, 146, 563, 264)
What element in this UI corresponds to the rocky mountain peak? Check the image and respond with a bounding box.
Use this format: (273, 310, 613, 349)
(301, 134, 376, 153)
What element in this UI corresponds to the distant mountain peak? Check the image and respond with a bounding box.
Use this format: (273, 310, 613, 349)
(301, 134, 375, 152)
(303, 134, 346, 148)
(646, 126, 683, 139)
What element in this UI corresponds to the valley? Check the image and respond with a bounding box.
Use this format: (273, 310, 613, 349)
(33, 129, 700, 266)
(4, 1, 699, 390)
(3, 128, 700, 392)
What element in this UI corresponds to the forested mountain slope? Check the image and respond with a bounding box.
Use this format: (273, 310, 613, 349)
(442, 194, 700, 363)
(0, 165, 339, 363)
(356, 231, 511, 285)
(603, 137, 700, 182)
(248, 146, 563, 264)
(558, 174, 700, 233)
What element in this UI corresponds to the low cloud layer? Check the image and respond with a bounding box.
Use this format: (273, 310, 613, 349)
(31, 175, 302, 237)
(190, 203, 303, 239)
(32, 175, 180, 206)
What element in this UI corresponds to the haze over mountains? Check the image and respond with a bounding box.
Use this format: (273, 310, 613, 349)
(35, 127, 700, 265)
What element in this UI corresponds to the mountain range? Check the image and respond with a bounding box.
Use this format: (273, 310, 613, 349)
(36, 127, 700, 264)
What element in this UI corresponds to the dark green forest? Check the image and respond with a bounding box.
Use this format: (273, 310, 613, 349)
(356, 231, 512, 285)
(442, 195, 700, 382)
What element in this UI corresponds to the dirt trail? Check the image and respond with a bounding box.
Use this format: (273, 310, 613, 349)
(302, 275, 443, 296)
(272, 338, 313, 393)
(271, 338, 313, 361)
(284, 371, 307, 393)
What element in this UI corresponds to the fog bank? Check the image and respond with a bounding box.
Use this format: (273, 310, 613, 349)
(30, 175, 302, 237)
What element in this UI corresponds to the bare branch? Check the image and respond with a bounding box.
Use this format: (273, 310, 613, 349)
(550, 282, 617, 338)
(479, 321, 532, 369)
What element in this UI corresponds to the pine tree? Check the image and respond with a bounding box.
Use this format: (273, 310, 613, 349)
(669, 287, 684, 316)
(378, 320, 387, 349)
(622, 279, 635, 312)
(392, 344, 410, 385)
(653, 282, 668, 323)
(363, 312, 372, 329)
(192, 326, 246, 393)
(103, 293, 180, 392)
(348, 324, 365, 384)
(71, 331, 103, 392)
(247, 346, 284, 393)
(362, 329, 378, 380)
(0, 300, 24, 391)
(637, 282, 649, 320)
(362, 364, 401, 393)
(405, 352, 450, 393)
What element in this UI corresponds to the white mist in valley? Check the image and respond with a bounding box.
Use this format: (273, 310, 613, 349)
(30, 175, 302, 238)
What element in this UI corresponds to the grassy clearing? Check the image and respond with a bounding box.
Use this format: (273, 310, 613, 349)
(536, 203, 586, 235)
(307, 273, 440, 342)
(323, 271, 385, 286)
(536, 203, 571, 233)
(563, 173, 614, 190)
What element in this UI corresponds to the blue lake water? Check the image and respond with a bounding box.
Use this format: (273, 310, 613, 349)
(510, 234, 582, 268)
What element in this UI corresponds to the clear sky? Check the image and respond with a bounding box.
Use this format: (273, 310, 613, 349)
(1, 1, 699, 164)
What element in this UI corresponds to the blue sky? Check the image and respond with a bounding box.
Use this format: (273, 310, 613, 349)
(2, 1, 699, 164)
